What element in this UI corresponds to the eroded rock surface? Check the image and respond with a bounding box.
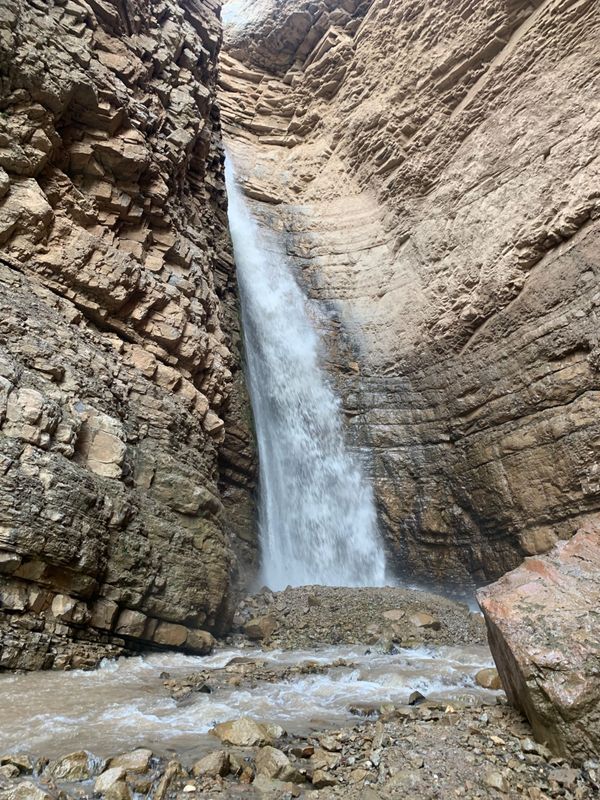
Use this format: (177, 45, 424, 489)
(220, 0, 600, 587)
(0, 0, 256, 670)
(478, 523, 600, 763)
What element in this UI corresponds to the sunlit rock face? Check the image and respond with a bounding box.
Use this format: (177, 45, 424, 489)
(0, 0, 256, 670)
(220, 0, 600, 589)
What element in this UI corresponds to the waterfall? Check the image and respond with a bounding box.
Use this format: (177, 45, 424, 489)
(225, 157, 387, 590)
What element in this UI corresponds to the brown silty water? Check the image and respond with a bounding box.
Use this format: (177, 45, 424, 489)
(0, 644, 500, 765)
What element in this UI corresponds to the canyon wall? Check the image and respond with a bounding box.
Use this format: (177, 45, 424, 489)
(221, 0, 600, 589)
(0, 0, 256, 670)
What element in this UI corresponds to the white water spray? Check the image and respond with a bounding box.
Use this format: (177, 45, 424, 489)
(225, 156, 386, 589)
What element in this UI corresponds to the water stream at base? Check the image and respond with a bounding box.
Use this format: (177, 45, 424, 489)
(0, 645, 498, 764)
(225, 156, 386, 590)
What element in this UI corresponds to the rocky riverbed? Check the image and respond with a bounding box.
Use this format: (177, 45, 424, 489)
(1, 702, 598, 799)
(0, 586, 598, 799)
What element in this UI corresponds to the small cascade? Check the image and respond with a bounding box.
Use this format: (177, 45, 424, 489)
(225, 156, 387, 589)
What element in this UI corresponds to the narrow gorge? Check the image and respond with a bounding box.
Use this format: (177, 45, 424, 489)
(0, 0, 598, 798)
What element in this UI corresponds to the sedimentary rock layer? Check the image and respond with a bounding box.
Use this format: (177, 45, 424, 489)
(0, 0, 255, 669)
(478, 523, 600, 762)
(220, 0, 600, 587)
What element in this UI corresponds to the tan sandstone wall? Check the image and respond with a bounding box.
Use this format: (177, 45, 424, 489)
(0, 0, 256, 669)
(221, 0, 600, 589)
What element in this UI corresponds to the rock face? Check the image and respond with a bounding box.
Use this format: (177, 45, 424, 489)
(477, 523, 600, 762)
(220, 0, 600, 587)
(0, 0, 256, 670)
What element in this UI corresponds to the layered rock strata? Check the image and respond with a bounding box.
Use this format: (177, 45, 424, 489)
(478, 523, 600, 762)
(220, 0, 600, 587)
(0, 0, 255, 670)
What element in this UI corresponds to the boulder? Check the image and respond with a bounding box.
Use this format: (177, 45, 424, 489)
(3, 782, 53, 800)
(255, 746, 304, 783)
(475, 668, 502, 690)
(408, 611, 441, 630)
(477, 526, 600, 762)
(95, 766, 131, 798)
(309, 749, 339, 771)
(408, 690, 426, 706)
(0, 754, 33, 773)
(318, 735, 342, 752)
(47, 750, 104, 781)
(95, 766, 126, 790)
(152, 621, 188, 647)
(153, 759, 182, 800)
(109, 748, 152, 773)
(184, 629, 216, 654)
(244, 614, 277, 640)
(192, 750, 229, 778)
(265, 723, 285, 740)
(211, 717, 272, 747)
(103, 784, 130, 800)
(311, 768, 338, 788)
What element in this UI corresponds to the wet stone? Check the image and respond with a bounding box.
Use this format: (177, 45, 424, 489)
(191, 751, 230, 778)
(108, 749, 152, 773)
(94, 765, 126, 792)
(2, 782, 54, 800)
(0, 756, 33, 774)
(408, 691, 427, 706)
(475, 668, 502, 690)
(211, 717, 273, 747)
(0, 765, 19, 780)
(47, 750, 104, 781)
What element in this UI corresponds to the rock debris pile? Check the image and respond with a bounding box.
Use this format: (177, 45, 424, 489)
(231, 584, 485, 650)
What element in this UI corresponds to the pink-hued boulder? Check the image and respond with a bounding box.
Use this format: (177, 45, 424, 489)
(477, 523, 600, 763)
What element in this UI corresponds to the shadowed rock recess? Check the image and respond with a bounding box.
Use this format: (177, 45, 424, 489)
(0, 0, 256, 670)
(220, 0, 600, 589)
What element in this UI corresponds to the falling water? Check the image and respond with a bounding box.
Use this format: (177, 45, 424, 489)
(225, 156, 387, 589)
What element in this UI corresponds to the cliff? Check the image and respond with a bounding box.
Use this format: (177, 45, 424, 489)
(0, 0, 256, 669)
(220, 0, 600, 589)
(1, 0, 599, 669)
